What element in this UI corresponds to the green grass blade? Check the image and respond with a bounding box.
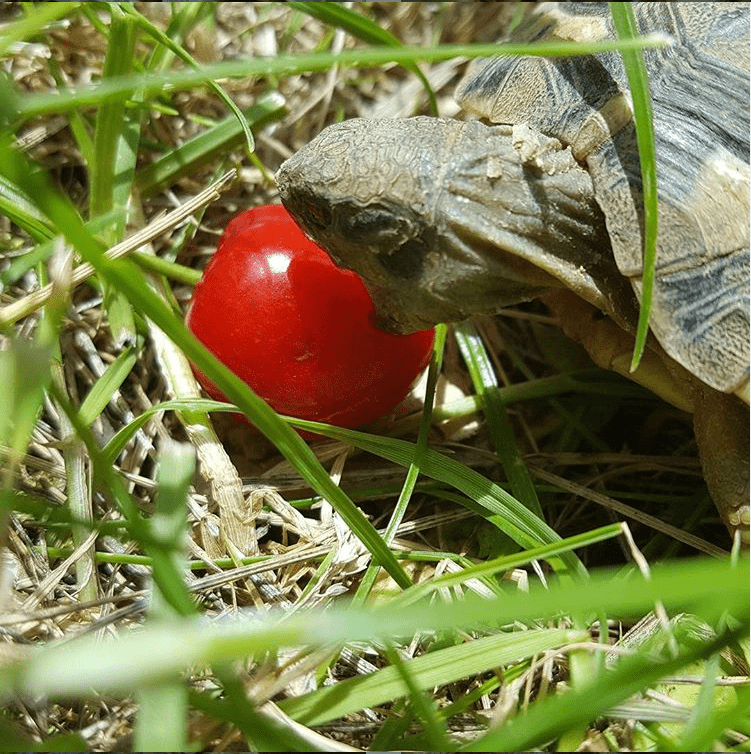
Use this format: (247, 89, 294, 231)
(134, 681, 188, 752)
(3, 555, 745, 700)
(609, 2, 659, 372)
(101, 398, 227, 464)
(94, 4, 142, 344)
(49, 380, 198, 617)
(287, 419, 585, 577)
(385, 640, 450, 751)
(676, 677, 750, 752)
(291, 1, 411, 47)
(124, 3, 256, 153)
(0, 725, 88, 753)
(0, 339, 54, 484)
(133, 441, 195, 752)
(280, 627, 583, 726)
(89, 7, 139, 352)
(454, 321, 543, 518)
(89, 6, 137, 224)
(190, 672, 330, 752)
(354, 324, 446, 604)
(290, 1, 438, 114)
(460, 623, 747, 752)
(77, 343, 138, 427)
(14, 38, 668, 121)
(0, 2, 80, 56)
(0, 173, 55, 241)
(134, 92, 286, 197)
(131, 251, 202, 285)
(390, 524, 623, 609)
(145, 1, 214, 71)
(0, 209, 123, 290)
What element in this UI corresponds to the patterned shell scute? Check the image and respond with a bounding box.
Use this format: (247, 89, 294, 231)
(456, 2, 750, 396)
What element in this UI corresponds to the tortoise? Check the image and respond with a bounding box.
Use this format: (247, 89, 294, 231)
(276, 2, 750, 540)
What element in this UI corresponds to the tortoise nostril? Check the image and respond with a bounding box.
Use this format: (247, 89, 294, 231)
(303, 200, 331, 230)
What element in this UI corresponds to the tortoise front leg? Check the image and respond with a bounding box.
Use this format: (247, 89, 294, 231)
(693, 388, 750, 545)
(543, 289, 750, 544)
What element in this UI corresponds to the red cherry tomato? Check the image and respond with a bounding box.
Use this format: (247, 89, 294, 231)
(186, 205, 435, 432)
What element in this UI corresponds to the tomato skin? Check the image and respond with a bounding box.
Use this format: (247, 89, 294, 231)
(186, 205, 435, 430)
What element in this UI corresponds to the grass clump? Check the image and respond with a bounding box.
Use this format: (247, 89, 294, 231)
(0, 3, 746, 752)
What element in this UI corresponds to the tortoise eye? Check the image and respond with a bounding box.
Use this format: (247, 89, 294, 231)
(343, 208, 394, 242)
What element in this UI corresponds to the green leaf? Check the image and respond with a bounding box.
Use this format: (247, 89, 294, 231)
(609, 2, 659, 373)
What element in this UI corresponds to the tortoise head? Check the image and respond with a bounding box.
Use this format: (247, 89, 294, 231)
(277, 117, 493, 333)
(277, 117, 616, 334)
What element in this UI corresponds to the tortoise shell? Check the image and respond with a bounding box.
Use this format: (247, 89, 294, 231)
(456, 2, 750, 398)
